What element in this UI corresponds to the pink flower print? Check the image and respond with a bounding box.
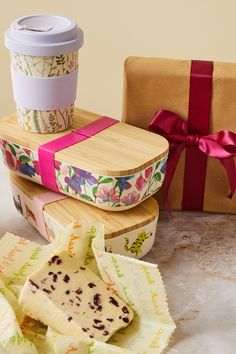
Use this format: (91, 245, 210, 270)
(5, 151, 15, 169)
(23, 148, 31, 155)
(135, 175, 146, 191)
(60, 164, 68, 176)
(120, 191, 140, 206)
(33, 161, 40, 175)
(96, 186, 120, 204)
(0, 139, 7, 148)
(54, 160, 62, 171)
(15, 160, 21, 171)
(145, 166, 153, 179)
(68, 60, 75, 71)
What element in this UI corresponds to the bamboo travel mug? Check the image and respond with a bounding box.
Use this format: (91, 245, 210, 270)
(5, 14, 83, 133)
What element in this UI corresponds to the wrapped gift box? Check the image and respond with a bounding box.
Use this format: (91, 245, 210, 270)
(123, 57, 236, 213)
(0, 108, 168, 211)
(9, 173, 159, 259)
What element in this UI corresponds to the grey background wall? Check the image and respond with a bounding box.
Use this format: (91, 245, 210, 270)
(1, 0, 236, 119)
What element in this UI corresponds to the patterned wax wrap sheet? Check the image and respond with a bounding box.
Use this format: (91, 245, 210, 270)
(0, 222, 175, 354)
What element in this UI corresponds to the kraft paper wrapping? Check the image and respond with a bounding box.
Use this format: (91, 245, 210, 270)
(0, 222, 175, 354)
(123, 57, 236, 213)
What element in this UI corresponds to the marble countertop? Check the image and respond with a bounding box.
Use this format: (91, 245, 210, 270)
(0, 158, 236, 354)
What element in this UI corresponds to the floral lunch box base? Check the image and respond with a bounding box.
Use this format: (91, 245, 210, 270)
(1, 140, 167, 211)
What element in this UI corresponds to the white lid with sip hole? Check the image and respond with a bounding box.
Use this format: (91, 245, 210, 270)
(5, 14, 84, 56)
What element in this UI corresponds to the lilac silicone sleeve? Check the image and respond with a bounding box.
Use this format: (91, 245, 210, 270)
(11, 67, 78, 110)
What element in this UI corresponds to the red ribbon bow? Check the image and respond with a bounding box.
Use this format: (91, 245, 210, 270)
(148, 60, 236, 211)
(149, 110, 236, 209)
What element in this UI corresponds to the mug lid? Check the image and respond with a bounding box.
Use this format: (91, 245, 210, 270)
(5, 14, 83, 56)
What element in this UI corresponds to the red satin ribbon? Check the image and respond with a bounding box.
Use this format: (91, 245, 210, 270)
(149, 60, 236, 211)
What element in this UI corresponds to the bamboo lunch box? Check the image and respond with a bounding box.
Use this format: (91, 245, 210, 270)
(0, 108, 168, 211)
(10, 173, 159, 259)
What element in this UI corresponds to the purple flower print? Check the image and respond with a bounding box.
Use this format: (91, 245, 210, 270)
(72, 167, 98, 186)
(65, 167, 98, 194)
(160, 160, 167, 174)
(19, 163, 36, 177)
(96, 186, 119, 204)
(120, 191, 140, 206)
(115, 176, 133, 194)
(65, 175, 83, 193)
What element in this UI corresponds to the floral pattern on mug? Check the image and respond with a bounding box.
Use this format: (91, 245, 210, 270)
(11, 51, 78, 77)
(0, 139, 168, 209)
(11, 50, 78, 133)
(17, 104, 74, 133)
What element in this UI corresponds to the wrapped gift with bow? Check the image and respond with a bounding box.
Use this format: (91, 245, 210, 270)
(123, 57, 236, 213)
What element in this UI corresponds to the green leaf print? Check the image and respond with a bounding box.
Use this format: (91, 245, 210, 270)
(68, 165, 73, 177)
(9, 144, 16, 156)
(99, 178, 113, 184)
(32, 110, 40, 132)
(19, 155, 31, 163)
(56, 55, 66, 66)
(155, 160, 161, 169)
(56, 55, 66, 73)
(154, 172, 161, 181)
(92, 186, 98, 197)
(80, 194, 94, 202)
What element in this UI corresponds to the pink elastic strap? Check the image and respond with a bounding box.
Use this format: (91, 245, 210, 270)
(38, 116, 118, 192)
(33, 191, 67, 240)
(11, 182, 66, 241)
(77, 116, 117, 137)
(38, 133, 87, 191)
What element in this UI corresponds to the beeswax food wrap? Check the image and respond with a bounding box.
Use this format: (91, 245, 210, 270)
(0, 222, 175, 353)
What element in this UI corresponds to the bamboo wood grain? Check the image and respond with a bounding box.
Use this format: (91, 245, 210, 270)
(1, 107, 168, 176)
(10, 173, 159, 239)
